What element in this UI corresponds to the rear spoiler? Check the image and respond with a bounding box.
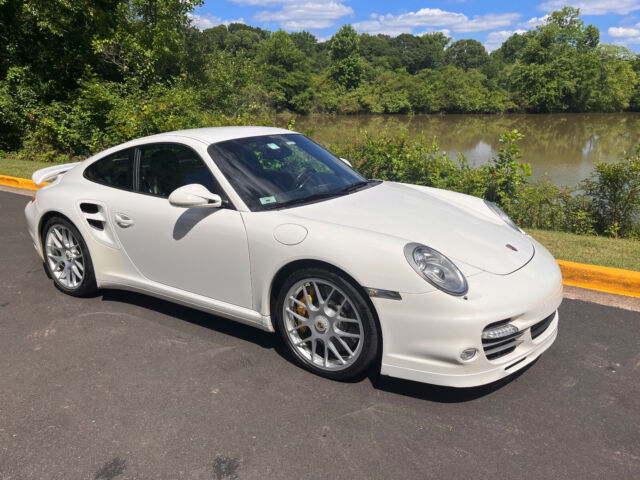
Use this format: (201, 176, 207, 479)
(32, 162, 80, 185)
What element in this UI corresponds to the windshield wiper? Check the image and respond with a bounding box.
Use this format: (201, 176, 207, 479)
(261, 180, 375, 210)
(262, 191, 346, 210)
(339, 180, 370, 193)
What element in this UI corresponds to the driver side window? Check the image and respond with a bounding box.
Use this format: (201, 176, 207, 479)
(137, 144, 218, 198)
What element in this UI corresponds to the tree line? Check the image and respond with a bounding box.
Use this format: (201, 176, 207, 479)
(0, 1, 638, 160)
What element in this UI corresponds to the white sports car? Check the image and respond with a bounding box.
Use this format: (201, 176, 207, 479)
(25, 127, 562, 387)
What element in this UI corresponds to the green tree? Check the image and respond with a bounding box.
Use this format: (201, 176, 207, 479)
(444, 39, 489, 70)
(330, 25, 363, 89)
(92, 0, 203, 85)
(257, 30, 310, 111)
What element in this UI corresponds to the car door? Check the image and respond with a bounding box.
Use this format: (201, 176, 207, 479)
(107, 142, 252, 308)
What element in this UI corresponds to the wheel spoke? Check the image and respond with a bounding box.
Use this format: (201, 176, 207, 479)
(287, 323, 307, 333)
(312, 281, 324, 304)
(335, 336, 355, 357)
(302, 283, 313, 309)
(72, 264, 82, 279)
(47, 253, 63, 263)
(327, 339, 346, 365)
(323, 340, 329, 367)
(335, 328, 360, 339)
(285, 307, 309, 323)
(325, 287, 335, 304)
(289, 296, 307, 309)
(51, 230, 64, 249)
(337, 316, 359, 324)
(310, 339, 316, 362)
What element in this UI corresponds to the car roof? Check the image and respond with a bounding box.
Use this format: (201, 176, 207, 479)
(143, 126, 297, 145)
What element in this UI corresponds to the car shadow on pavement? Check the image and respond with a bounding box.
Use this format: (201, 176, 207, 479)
(99, 289, 278, 350)
(98, 288, 534, 403)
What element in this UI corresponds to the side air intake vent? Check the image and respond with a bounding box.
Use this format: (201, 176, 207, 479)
(80, 203, 99, 214)
(87, 219, 104, 230)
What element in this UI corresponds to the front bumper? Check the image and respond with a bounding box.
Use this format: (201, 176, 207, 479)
(373, 239, 563, 388)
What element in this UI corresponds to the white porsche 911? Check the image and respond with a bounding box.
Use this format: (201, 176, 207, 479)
(25, 127, 562, 387)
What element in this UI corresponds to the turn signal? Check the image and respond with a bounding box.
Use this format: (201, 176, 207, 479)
(482, 323, 519, 340)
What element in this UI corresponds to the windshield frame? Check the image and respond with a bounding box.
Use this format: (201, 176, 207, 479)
(207, 133, 374, 212)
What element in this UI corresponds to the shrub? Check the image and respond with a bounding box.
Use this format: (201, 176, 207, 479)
(582, 147, 640, 237)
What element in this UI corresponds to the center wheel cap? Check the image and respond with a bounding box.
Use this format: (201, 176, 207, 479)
(65, 250, 72, 261)
(314, 316, 328, 333)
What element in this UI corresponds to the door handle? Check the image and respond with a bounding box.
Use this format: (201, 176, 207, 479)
(114, 212, 135, 228)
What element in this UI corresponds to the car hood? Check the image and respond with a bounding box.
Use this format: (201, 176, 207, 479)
(285, 182, 534, 275)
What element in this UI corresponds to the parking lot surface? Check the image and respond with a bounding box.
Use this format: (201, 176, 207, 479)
(1, 190, 639, 479)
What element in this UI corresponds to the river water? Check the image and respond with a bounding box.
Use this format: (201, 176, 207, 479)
(287, 113, 640, 186)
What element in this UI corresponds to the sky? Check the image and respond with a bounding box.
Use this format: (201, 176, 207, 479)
(189, 0, 640, 52)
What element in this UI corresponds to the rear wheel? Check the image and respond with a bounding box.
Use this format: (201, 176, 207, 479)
(274, 268, 379, 380)
(43, 217, 97, 297)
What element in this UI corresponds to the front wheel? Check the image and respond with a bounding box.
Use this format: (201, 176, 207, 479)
(274, 268, 379, 381)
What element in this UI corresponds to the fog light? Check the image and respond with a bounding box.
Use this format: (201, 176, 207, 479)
(460, 348, 477, 361)
(482, 323, 519, 340)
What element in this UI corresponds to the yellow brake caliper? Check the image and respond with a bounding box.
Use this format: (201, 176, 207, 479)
(296, 285, 314, 334)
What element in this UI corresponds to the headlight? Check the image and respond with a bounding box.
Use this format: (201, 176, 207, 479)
(484, 200, 524, 234)
(404, 243, 468, 296)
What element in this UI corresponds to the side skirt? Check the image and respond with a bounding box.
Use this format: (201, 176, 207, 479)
(98, 277, 274, 332)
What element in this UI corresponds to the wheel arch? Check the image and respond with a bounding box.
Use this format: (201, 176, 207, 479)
(38, 211, 78, 253)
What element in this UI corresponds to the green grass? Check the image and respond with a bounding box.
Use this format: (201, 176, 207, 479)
(1, 156, 638, 272)
(0, 155, 61, 179)
(528, 229, 640, 271)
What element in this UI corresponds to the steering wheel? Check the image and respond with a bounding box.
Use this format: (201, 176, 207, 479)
(293, 168, 317, 190)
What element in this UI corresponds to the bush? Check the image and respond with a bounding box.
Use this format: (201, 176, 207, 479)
(582, 147, 640, 237)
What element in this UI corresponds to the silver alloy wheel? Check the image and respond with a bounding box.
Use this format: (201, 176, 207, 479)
(283, 278, 364, 371)
(45, 224, 85, 290)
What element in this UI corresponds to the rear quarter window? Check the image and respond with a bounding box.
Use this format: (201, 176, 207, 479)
(84, 149, 134, 190)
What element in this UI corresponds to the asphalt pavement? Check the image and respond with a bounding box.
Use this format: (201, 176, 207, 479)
(1, 190, 639, 480)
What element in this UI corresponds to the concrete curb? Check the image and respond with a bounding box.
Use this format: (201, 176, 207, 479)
(558, 260, 640, 299)
(2, 174, 639, 298)
(0, 174, 45, 191)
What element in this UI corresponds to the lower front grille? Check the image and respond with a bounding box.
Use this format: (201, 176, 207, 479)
(531, 311, 556, 339)
(482, 321, 525, 361)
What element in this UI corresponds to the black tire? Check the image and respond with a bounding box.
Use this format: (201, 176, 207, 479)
(274, 267, 379, 381)
(42, 216, 97, 297)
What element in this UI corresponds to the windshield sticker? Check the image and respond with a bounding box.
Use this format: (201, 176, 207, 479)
(267, 143, 280, 150)
(285, 141, 296, 145)
(260, 196, 277, 205)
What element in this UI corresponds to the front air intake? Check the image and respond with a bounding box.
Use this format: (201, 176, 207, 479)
(531, 311, 555, 339)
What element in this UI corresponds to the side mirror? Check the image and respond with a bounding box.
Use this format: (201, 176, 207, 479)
(340, 157, 352, 167)
(168, 184, 222, 208)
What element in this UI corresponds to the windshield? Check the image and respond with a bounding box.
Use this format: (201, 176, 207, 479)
(208, 134, 369, 211)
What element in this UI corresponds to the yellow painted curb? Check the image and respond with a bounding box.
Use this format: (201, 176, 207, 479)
(0, 174, 46, 191)
(558, 260, 640, 299)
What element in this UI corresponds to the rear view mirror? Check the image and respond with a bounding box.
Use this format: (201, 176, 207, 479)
(168, 184, 222, 208)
